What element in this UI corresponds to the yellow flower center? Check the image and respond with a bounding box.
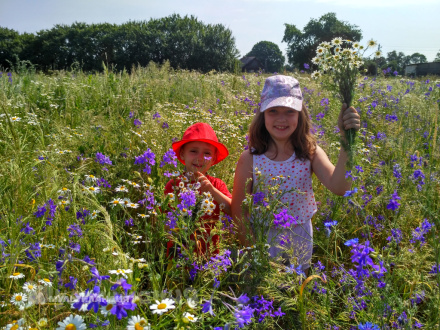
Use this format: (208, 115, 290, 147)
(11, 325, 19, 330)
(43, 278, 50, 282)
(135, 323, 144, 330)
(15, 295, 22, 301)
(157, 303, 167, 309)
(13, 272, 21, 276)
(188, 316, 194, 320)
(65, 324, 76, 330)
(106, 303, 113, 311)
(28, 285, 34, 289)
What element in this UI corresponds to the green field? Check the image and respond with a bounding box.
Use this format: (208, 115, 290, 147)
(0, 63, 439, 329)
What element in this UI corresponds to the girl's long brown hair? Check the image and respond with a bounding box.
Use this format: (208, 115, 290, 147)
(248, 104, 316, 161)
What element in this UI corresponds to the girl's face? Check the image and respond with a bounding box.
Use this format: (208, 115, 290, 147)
(264, 106, 299, 143)
(180, 141, 216, 174)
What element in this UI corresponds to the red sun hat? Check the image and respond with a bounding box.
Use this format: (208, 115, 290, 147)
(172, 122, 229, 166)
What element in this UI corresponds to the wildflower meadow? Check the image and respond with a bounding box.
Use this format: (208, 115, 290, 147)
(0, 61, 439, 329)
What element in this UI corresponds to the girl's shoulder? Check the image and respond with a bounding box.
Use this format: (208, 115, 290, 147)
(236, 150, 254, 175)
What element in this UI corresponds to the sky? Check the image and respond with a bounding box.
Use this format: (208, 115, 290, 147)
(1, 0, 439, 62)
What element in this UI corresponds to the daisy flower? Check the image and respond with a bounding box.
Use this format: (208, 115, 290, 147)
(334, 46, 341, 53)
(311, 57, 321, 65)
(85, 174, 97, 182)
(23, 282, 37, 292)
(11, 116, 21, 122)
(39, 278, 52, 287)
(109, 269, 133, 278)
(86, 186, 100, 194)
(183, 312, 198, 323)
(10, 292, 27, 306)
(90, 210, 100, 219)
(316, 47, 326, 56)
(375, 50, 382, 57)
(37, 318, 48, 327)
(121, 198, 131, 207)
(367, 39, 377, 47)
(128, 202, 139, 209)
(187, 297, 198, 309)
(311, 71, 322, 79)
(150, 298, 175, 315)
(331, 37, 343, 46)
(110, 198, 122, 207)
(138, 213, 149, 218)
(352, 42, 360, 48)
(9, 272, 25, 280)
(58, 187, 71, 194)
(56, 314, 87, 330)
(115, 185, 129, 192)
(127, 315, 151, 330)
(100, 300, 115, 316)
(128, 181, 140, 188)
(5, 319, 25, 330)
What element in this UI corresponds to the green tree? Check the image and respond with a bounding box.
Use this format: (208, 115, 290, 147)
(245, 41, 285, 73)
(433, 50, 440, 62)
(0, 27, 22, 69)
(407, 52, 427, 65)
(282, 12, 362, 69)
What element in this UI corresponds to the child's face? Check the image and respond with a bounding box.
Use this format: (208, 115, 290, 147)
(180, 141, 216, 174)
(264, 106, 299, 142)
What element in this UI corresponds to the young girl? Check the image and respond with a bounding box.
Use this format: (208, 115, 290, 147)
(164, 122, 232, 257)
(231, 75, 360, 270)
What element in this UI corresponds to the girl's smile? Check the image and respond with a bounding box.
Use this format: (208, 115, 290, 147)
(264, 106, 299, 141)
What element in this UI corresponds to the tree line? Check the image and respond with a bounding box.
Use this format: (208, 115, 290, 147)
(0, 14, 239, 73)
(1, 12, 438, 74)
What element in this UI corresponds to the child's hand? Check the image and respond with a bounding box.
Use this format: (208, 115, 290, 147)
(196, 171, 214, 193)
(338, 103, 360, 133)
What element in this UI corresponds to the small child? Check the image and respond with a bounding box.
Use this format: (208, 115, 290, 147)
(231, 75, 360, 271)
(164, 122, 232, 257)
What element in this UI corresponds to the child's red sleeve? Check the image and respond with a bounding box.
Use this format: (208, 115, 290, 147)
(211, 178, 232, 199)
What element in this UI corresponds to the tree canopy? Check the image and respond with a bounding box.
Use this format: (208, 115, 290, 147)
(245, 41, 285, 73)
(0, 15, 239, 73)
(282, 12, 362, 69)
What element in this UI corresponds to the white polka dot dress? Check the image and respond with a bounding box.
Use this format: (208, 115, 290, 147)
(252, 153, 317, 224)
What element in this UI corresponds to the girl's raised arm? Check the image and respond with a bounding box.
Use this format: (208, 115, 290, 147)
(231, 150, 254, 246)
(312, 104, 360, 196)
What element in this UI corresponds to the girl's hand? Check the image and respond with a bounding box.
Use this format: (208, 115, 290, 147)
(338, 103, 360, 133)
(196, 171, 214, 194)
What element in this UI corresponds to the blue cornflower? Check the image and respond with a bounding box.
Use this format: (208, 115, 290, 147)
(110, 278, 132, 294)
(234, 305, 254, 328)
(202, 299, 215, 316)
(344, 187, 358, 197)
(134, 149, 156, 174)
(110, 294, 137, 320)
(64, 276, 78, 290)
(344, 238, 359, 246)
(21, 222, 34, 234)
(429, 264, 440, 274)
(67, 223, 83, 238)
(386, 190, 401, 211)
(304, 63, 310, 69)
(273, 208, 297, 228)
(87, 285, 107, 313)
(358, 321, 380, 329)
(95, 152, 113, 166)
(133, 118, 142, 127)
(87, 267, 110, 284)
(160, 149, 177, 168)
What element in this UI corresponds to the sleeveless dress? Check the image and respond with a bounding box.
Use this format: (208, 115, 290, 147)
(253, 152, 317, 269)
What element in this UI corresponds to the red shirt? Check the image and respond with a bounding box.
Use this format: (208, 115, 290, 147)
(164, 174, 231, 256)
(164, 174, 232, 220)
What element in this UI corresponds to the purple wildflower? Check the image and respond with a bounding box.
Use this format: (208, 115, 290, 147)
(110, 294, 137, 320)
(134, 149, 156, 174)
(273, 208, 297, 228)
(160, 149, 177, 168)
(95, 152, 113, 166)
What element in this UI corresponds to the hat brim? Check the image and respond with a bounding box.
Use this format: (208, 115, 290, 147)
(260, 96, 302, 112)
(172, 139, 229, 166)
